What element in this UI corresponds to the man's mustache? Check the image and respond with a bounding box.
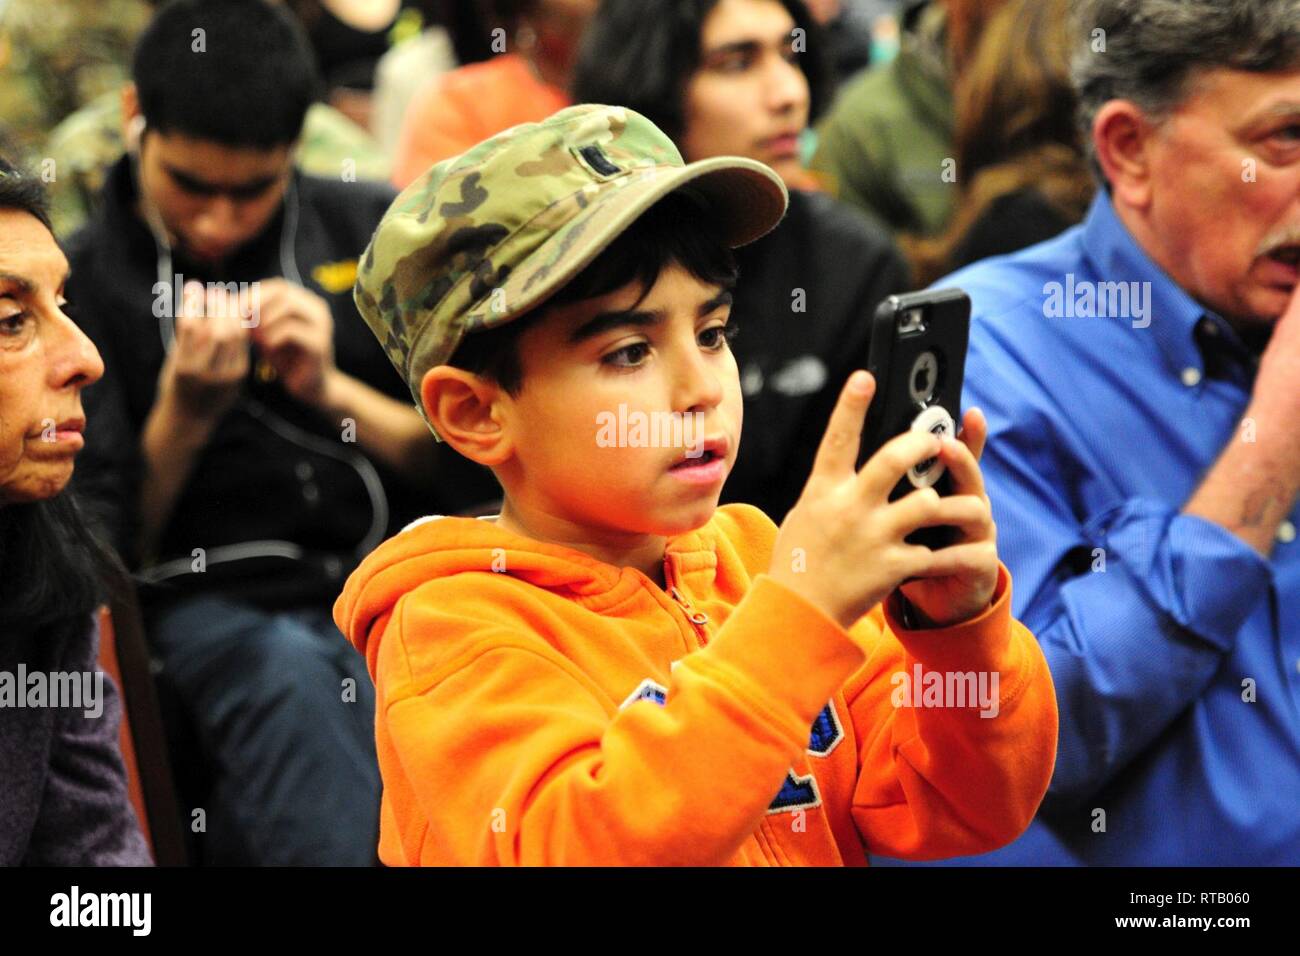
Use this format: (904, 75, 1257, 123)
(1256, 223, 1300, 258)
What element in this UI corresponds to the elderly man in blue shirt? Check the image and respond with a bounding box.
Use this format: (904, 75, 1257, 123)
(885, 0, 1300, 865)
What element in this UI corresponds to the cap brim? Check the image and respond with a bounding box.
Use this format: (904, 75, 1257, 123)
(477, 156, 789, 334)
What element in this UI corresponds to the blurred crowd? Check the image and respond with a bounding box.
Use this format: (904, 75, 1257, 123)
(2, 0, 1297, 868)
(3, 0, 1085, 269)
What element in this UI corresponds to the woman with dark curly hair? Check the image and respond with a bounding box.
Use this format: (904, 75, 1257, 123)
(0, 157, 150, 866)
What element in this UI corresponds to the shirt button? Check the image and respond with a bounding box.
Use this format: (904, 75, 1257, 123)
(295, 460, 315, 481)
(1278, 521, 1296, 545)
(1180, 367, 1202, 387)
(303, 482, 321, 504)
(1199, 319, 1219, 337)
(325, 556, 343, 580)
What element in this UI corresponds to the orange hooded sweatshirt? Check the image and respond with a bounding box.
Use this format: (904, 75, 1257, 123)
(335, 503, 1058, 866)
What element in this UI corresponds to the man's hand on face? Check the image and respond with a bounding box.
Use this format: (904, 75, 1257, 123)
(248, 277, 337, 407)
(159, 280, 252, 422)
(1185, 280, 1300, 556)
(1251, 281, 1300, 432)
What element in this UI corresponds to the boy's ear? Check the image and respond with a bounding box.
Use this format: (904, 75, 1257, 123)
(420, 366, 514, 467)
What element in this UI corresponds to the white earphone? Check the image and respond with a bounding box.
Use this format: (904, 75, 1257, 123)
(126, 114, 146, 154)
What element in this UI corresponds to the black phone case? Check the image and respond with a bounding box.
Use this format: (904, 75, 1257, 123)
(859, 288, 972, 549)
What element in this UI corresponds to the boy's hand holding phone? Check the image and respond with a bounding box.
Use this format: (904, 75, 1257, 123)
(768, 371, 999, 631)
(895, 404, 998, 626)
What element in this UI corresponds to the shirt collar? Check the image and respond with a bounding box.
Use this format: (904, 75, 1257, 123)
(1079, 190, 1253, 387)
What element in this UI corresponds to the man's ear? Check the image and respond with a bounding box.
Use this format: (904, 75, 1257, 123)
(1092, 100, 1156, 212)
(121, 84, 145, 153)
(420, 366, 514, 467)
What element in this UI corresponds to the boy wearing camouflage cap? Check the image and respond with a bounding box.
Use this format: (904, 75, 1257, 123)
(335, 104, 1058, 866)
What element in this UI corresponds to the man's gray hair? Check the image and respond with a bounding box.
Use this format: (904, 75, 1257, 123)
(1072, 0, 1300, 183)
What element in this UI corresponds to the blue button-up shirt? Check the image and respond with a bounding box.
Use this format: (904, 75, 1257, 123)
(880, 191, 1298, 865)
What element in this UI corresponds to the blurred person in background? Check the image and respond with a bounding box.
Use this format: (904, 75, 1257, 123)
(64, 0, 492, 865)
(391, 0, 595, 187)
(810, 0, 1007, 238)
(0, 0, 153, 164)
(371, 1, 460, 156)
(574, 0, 909, 521)
(40, 0, 390, 238)
(905, 0, 1093, 287)
(287, 0, 403, 132)
(435, 0, 500, 64)
(803, 0, 890, 91)
(0, 157, 150, 866)
(888, 0, 1300, 865)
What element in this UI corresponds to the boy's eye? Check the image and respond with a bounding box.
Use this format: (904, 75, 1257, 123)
(603, 341, 651, 368)
(700, 322, 738, 350)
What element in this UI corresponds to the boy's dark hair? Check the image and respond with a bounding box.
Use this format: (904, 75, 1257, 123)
(571, 0, 830, 144)
(448, 188, 739, 395)
(132, 0, 321, 149)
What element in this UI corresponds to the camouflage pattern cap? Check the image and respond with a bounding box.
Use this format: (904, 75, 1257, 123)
(354, 103, 789, 435)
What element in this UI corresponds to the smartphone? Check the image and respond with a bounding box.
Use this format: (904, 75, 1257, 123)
(858, 288, 971, 550)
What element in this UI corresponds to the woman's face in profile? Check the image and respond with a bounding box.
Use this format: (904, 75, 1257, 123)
(0, 209, 103, 505)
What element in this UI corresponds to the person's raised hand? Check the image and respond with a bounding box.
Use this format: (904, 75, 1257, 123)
(770, 372, 938, 628)
(897, 406, 999, 627)
(1250, 281, 1300, 436)
(248, 278, 336, 407)
(158, 280, 251, 422)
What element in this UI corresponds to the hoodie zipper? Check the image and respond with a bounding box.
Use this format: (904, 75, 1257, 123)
(664, 556, 710, 647)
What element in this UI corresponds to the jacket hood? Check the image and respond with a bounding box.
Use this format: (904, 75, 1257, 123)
(334, 512, 747, 659)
